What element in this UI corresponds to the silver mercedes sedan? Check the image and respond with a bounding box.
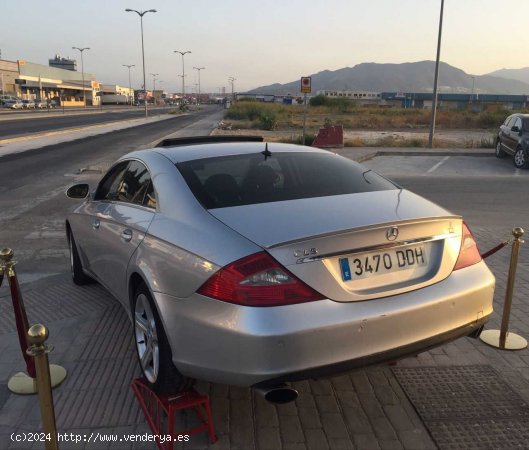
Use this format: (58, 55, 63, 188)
(66, 137, 495, 400)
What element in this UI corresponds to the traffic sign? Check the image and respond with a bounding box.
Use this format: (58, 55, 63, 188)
(301, 77, 311, 94)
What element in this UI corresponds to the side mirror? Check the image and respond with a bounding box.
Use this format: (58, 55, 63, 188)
(66, 183, 90, 199)
(511, 125, 520, 133)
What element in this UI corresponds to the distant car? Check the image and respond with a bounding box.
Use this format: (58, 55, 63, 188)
(22, 99, 36, 109)
(65, 137, 494, 401)
(35, 99, 48, 109)
(3, 99, 23, 109)
(496, 113, 529, 168)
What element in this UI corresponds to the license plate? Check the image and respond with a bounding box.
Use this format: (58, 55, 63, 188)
(339, 245, 428, 281)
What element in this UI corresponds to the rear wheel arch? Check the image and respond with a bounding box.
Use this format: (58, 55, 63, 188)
(129, 274, 191, 393)
(129, 272, 147, 308)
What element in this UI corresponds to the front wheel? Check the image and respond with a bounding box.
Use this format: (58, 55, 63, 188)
(133, 283, 191, 393)
(514, 147, 529, 169)
(495, 139, 506, 159)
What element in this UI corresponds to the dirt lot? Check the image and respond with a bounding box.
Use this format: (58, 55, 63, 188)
(211, 126, 495, 148)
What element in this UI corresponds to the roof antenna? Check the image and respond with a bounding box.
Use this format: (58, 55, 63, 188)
(261, 142, 272, 160)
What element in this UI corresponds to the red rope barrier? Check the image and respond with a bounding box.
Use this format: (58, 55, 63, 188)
(8, 272, 36, 378)
(481, 241, 510, 259)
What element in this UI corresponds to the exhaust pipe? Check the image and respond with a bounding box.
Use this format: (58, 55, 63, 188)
(254, 384, 298, 404)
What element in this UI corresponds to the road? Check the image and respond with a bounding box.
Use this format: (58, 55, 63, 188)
(0, 105, 224, 281)
(0, 105, 178, 139)
(362, 154, 529, 230)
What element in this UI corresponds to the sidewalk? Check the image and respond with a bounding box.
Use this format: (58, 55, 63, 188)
(0, 233, 528, 450)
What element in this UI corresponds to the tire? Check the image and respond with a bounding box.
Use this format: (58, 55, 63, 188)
(514, 147, 529, 169)
(68, 230, 93, 285)
(495, 139, 506, 159)
(133, 283, 191, 394)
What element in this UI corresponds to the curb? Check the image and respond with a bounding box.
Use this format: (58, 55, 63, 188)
(0, 114, 180, 146)
(334, 147, 494, 163)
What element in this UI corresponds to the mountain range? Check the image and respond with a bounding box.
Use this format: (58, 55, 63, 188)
(248, 61, 529, 96)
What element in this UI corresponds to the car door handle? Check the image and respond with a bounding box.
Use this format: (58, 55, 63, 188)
(121, 229, 133, 242)
(93, 219, 100, 230)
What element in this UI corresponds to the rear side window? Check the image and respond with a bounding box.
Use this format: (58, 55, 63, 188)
(177, 151, 396, 209)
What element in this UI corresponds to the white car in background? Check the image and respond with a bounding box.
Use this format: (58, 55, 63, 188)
(22, 99, 36, 109)
(2, 99, 24, 109)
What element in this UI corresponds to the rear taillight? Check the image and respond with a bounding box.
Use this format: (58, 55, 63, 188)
(453, 222, 482, 270)
(197, 252, 324, 306)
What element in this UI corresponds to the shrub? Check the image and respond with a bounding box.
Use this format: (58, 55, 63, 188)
(259, 111, 278, 130)
(309, 95, 328, 107)
(477, 110, 509, 128)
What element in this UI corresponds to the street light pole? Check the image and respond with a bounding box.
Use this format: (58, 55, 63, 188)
(228, 77, 236, 101)
(470, 76, 475, 104)
(125, 8, 157, 118)
(72, 47, 90, 108)
(193, 67, 205, 105)
(174, 50, 191, 101)
(122, 64, 135, 105)
(428, 0, 444, 149)
(150, 73, 158, 104)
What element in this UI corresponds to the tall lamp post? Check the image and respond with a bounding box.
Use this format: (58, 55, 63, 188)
(72, 46, 90, 108)
(193, 67, 205, 105)
(125, 8, 157, 118)
(428, 0, 444, 148)
(122, 64, 135, 105)
(228, 76, 236, 100)
(150, 73, 158, 105)
(174, 50, 191, 101)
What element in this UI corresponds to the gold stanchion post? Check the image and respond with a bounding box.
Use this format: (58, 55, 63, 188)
(481, 227, 528, 350)
(0, 248, 67, 394)
(27, 324, 58, 450)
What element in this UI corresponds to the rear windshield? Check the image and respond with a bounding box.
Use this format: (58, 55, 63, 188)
(177, 151, 396, 209)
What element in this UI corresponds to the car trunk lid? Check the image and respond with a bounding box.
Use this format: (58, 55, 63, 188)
(208, 190, 463, 302)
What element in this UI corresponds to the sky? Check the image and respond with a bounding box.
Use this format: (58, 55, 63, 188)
(1, 0, 529, 94)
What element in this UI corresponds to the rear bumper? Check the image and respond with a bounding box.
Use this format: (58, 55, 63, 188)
(252, 316, 488, 387)
(154, 261, 494, 386)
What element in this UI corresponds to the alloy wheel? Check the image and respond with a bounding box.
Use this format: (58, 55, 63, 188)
(134, 293, 160, 383)
(514, 149, 526, 168)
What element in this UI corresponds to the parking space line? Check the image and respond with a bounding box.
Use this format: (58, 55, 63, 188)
(514, 169, 521, 176)
(425, 156, 450, 174)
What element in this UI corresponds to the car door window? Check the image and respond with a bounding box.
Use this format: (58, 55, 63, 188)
(94, 161, 129, 201)
(115, 161, 153, 206)
(144, 180, 157, 209)
(513, 117, 522, 131)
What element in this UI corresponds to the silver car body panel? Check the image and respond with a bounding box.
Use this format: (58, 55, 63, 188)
(154, 261, 494, 386)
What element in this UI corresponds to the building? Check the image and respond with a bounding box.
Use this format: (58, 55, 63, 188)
(316, 90, 381, 104)
(49, 55, 77, 71)
(0, 57, 101, 106)
(100, 84, 134, 104)
(0, 59, 19, 95)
